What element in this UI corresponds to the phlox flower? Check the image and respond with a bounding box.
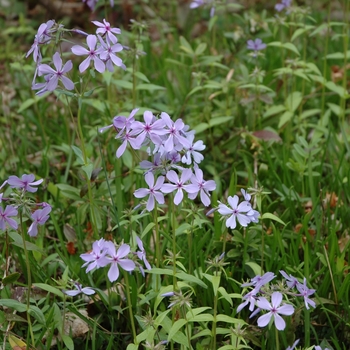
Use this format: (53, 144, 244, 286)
(80, 238, 110, 273)
(71, 34, 105, 73)
(28, 205, 52, 237)
(241, 189, 251, 201)
(217, 195, 252, 229)
(314, 346, 330, 350)
(280, 270, 300, 288)
(63, 282, 95, 296)
(8, 174, 43, 193)
(82, 0, 98, 11)
(0, 205, 18, 231)
(116, 127, 141, 158)
(37, 52, 74, 93)
(92, 19, 121, 44)
(160, 112, 190, 153)
(257, 292, 294, 331)
(189, 0, 215, 17)
(241, 272, 276, 289)
(186, 167, 216, 206)
(26, 20, 55, 63)
(99, 108, 139, 135)
(161, 169, 196, 205)
(134, 172, 165, 211)
(98, 35, 125, 72)
(139, 153, 162, 174)
(131, 111, 167, 146)
(136, 236, 151, 271)
(105, 243, 136, 282)
(237, 288, 259, 313)
(247, 38, 267, 51)
(181, 133, 205, 165)
(275, 0, 292, 12)
(296, 278, 316, 309)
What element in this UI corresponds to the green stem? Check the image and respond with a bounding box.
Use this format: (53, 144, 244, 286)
(275, 326, 280, 350)
(124, 272, 137, 345)
(19, 212, 35, 347)
(211, 274, 219, 349)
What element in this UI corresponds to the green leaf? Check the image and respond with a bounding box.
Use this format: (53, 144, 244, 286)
(216, 314, 245, 324)
(28, 305, 46, 324)
(325, 81, 349, 98)
(179, 36, 194, 55)
(239, 84, 273, 92)
(278, 110, 294, 128)
(176, 271, 207, 288)
(0, 299, 27, 312)
(112, 79, 133, 89)
(245, 261, 262, 276)
(82, 164, 93, 180)
(33, 283, 64, 298)
(136, 84, 166, 91)
(290, 25, 314, 42)
(263, 105, 286, 118)
(218, 287, 233, 306)
(285, 91, 303, 113)
(325, 50, 350, 59)
(56, 184, 82, 201)
(261, 212, 286, 225)
(168, 319, 187, 342)
(195, 42, 207, 56)
(134, 71, 150, 83)
(2, 272, 21, 285)
(71, 145, 84, 165)
(127, 344, 139, 350)
(9, 232, 45, 253)
(268, 41, 300, 55)
(62, 335, 74, 350)
(203, 273, 220, 296)
(209, 116, 233, 127)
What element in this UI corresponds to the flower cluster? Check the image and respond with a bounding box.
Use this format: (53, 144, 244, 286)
(100, 109, 216, 209)
(275, 0, 292, 12)
(237, 270, 317, 331)
(0, 174, 51, 237)
(80, 237, 150, 282)
(217, 189, 260, 230)
(27, 19, 125, 95)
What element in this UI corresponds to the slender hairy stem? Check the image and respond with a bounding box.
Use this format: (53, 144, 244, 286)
(124, 272, 137, 345)
(19, 211, 35, 347)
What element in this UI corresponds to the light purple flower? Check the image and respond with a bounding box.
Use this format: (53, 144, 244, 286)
(28, 205, 52, 237)
(241, 272, 276, 289)
(186, 167, 216, 206)
(81, 238, 110, 273)
(131, 111, 167, 146)
(71, 34, 105, 73)
(98, 35, 125, 72)
(99, 108, 139, 135)
(0, 205, 18, 231)
(8, 174, 43, 193)
(247, 38, 267, 52)
(116, 127, 141, 158)
(134, 172, 165, 211)
(257, 292, 294, 331)
(237, 288, 259, 313)
(64, 282, 95, 296)
(181, 133, 205, 165)
(217, 195, 252, 229)
(37, 52, 74, 92)
(160, 112, 191, 152)
(139, 153, 163, 174)
(136, 236, 151, 271)
(26, 20, 55, 63)
(106, 243, 136, 282)
(275, 0, 292, 12)
(161, 169, 196, 205)
(296, 278, 316, 309)
(92, 19, 121, 44)
(286, 339, 300, 350)
(82, 0, 98, 11)
(280, 270, 300, 289)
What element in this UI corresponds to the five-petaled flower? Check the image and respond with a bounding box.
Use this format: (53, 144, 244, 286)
(275, 0, 292, 12)
(136, 236, 152, 271)
(71, 34, 105, 73)
(28, 206, 52, 237)
(296, 278, 316, 309)
(63, 282, 95, 296)
(36, 52, 74, 93)
(92, 19, 121, 44)
(134, 172, 165, 211)
(8, 174, 43, 193)
(0, 205, 18, 231)
(217, 195, 252, 229)
(257, 291, 294, 331)
(247, 38, 267, 55)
